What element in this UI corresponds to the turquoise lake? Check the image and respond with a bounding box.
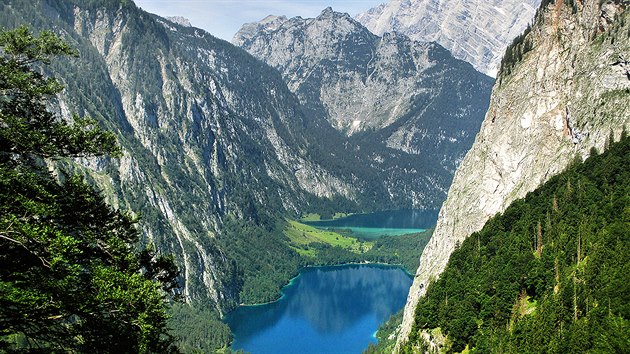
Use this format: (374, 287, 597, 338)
(225, 265, 413, 354)
(304, 209, 438, 239)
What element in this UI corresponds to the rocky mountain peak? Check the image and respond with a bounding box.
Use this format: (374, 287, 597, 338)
(356, 0, 541, 77)
(316, 6, 353, 21)
(233, 7, 493, 210)
(232, 14, 289, 46)
(234, 8, 368, 49)
(261, 14, 288, 23)
(320, 6, 334, 16)
(310, 8, 367, 38)
(165, 15, 191, 27)
(233, 10, 492, 135)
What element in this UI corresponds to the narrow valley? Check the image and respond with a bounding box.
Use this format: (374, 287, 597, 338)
(0, 0, 627, 353)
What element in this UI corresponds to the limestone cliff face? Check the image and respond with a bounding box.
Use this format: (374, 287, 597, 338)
(234, 8, 491, 137)
(234, 8, 493, 207)
(357, 0, 541, 77)
(397, 0, 630, 348)
(2, 0, 361, 313)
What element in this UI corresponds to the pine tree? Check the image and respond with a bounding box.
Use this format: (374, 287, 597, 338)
(0, 26, 179, 353)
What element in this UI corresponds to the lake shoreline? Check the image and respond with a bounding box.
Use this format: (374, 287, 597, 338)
(226, 263, 413, 354)
(235, 261, 414, 308)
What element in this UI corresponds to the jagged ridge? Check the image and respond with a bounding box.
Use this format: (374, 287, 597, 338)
(234, 7, 493, 207)
(356, 0, 541, 77)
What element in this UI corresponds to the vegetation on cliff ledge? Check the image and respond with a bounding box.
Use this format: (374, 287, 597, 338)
(403, 134, 629, 353)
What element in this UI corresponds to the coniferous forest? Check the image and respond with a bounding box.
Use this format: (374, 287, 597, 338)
(404, 135, 630, 353)
(1, 0, 629, 352)
(0, 26, 179, 352)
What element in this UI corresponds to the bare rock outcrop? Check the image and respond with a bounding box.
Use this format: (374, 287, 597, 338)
(397, 0, 630, 349)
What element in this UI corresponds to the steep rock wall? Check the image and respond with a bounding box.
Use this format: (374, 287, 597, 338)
(234, 8, 493, 208)
(357, 0, 541, 77)
(397, 0, 630, 348)
(1, 0, 359, 313)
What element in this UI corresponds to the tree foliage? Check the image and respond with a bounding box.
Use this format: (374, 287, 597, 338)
(404, 135, 630, 353)
(0, 26, 120, 161)
(0, 26, 178, 352)
(498, 25, 533, 79)
(167, 303, 232, 353)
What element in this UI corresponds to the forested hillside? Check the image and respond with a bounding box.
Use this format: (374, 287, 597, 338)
(0, 26, 178, 353)
(0, 0, 449, 351)
(403, 135, 629, 353)
(398, 0, 630, 344)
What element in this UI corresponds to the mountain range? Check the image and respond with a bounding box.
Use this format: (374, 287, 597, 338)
(235, 7, 492, 188)
(356, 0, 542, 77)
(0, 0, 491, 316)
(3, 0, 627, 352)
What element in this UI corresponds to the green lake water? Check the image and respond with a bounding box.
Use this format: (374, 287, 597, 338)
(304, 209, 438, 239)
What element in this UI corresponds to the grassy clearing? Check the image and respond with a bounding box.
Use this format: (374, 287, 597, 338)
(299, 213, 321, 221)
(299, 212, 352, 222)
(284, 220, 370, 256)
(284, 220, 432, 273)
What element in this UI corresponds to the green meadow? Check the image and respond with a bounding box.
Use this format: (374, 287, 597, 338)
(284, 219, 370, 256)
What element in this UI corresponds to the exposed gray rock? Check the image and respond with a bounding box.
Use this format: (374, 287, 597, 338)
(234, 9, 493, 206)
(165, 15, 191, 27)
(356, 0, 541, 77)
(397, 0, 630, 349)
(3, 0, 365, 313)
(234, 8, 492, 136)
(232, 14, 288, 47)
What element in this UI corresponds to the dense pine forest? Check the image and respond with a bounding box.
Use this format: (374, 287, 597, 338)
(403, 135, 630, 353)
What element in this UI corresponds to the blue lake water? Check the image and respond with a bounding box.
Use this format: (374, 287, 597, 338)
(304, 209, 438, 239)
(225, 264, 413, 354)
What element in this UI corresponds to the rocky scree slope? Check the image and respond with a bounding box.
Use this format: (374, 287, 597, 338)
(1, 0, 362, 313)
(235, 8, 493, 204)
(398, 0, 630, 347)
(356, 0, 542, 77)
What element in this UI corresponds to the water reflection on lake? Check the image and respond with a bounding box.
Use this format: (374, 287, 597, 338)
(225, 265, 412, 354)
(304, 209, 439, 229)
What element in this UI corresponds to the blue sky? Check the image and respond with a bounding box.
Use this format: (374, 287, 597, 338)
(133, 0, 385, 42)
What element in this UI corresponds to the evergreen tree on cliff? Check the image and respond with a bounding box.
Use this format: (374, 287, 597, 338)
(0, 26, 179, 352)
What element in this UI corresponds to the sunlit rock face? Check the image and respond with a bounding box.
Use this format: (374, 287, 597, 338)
(235, 8, 492, 136)
(3, 0, 364, 313)
(234, 8, 493, 204)
(356, 0, 541, 77)
(397, 0, 630, 349)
